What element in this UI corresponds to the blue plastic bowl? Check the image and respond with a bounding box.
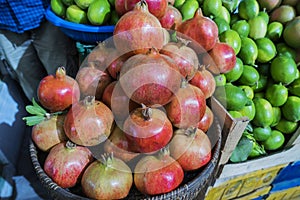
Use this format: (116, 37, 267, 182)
(45, 7, 115, 44)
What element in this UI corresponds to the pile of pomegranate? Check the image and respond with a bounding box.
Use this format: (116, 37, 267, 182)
(26, 1, 236, 199)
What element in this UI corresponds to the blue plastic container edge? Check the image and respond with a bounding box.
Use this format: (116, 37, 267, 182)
(45, 6, 115, 33)
(271, 178, 300, 192)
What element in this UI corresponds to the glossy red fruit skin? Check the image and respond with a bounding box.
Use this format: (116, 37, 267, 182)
(197, 106, 214, 132)
(134, 150, 184, 195)
(64, 96, 114, 146)
(44, 141, 93, 188)
(115, 0, 127, 16)
(177, 8, 218, 54)
(38, 67, 80, 112)
(32, 114, 67, 152)
(104, 126, 140, 162)
(203, 42, 237, 74)
(125, 0, 168, 19)
(169, 128, 212, 171)
(119, 48, 182, 107)
(160, 41, 198, 81)
(165, 82, 206, 129)
(159, 5, 182, 30)
(123, 107, 173, 153)
(76, 66, 112, 100)
(189, 67, 216, 99)
(102, 81, 139, 124)
(113, 1, 165, 54)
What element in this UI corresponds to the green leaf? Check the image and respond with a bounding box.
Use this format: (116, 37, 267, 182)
(230, 136, 254, 163)
(31, 98, 47, 115)
(22, 116, 45, 126)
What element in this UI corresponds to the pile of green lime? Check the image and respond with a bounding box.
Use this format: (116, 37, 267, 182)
(175, 0, 300, 162)
(51, 0, 116, 25)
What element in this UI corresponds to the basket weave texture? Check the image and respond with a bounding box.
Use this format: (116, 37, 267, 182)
(29, 117, 222, 200)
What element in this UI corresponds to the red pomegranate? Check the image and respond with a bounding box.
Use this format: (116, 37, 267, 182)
(123, 106, 173, 153)
(197, 106, 214, 132)
(165, 80, 206, 128)
(159, 5, 182, 30)
(113, 0, 165, 54)
(125, 0, 168, 19)
(44, 141, 93, 188)
(64, 96, 114, 146)
(119, 48, 182, 107)
(38, 67, 80, 112)
(177, 8, 218, 54)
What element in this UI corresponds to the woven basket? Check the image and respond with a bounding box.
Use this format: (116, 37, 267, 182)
(29, 117, 222, 200)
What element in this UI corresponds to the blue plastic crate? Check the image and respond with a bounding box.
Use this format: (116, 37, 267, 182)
(273, 160, 300, 184)
(271, 178, 300, 192)
(45, 7, 114, 44)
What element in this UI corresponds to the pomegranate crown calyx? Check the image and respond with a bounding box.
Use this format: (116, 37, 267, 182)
(100, 152, 114, 167)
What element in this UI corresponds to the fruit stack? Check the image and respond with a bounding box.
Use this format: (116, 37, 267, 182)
(24, 1, 225, 199)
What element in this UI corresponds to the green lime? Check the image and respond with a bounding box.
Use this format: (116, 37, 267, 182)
(218, 6, 231, 24)
(240, 85, 254, 99)
(224, 58, 243, 82)
(74, 0, 94, 9)
(248, 16, 268, 39)
(271, 107, 282, 127)
(251, 75, 268, 93)
(258, 10, 270, 24)
(229, 110, 244, 118)
(276, 43, 297, 60)
(238, 0, 260, 20)
(51, 0, 67, 17)
(214, 74, 227, 86)
(267, 22, 283, 42)
(238, 37, 258, 66)
(180, 0, 199, 21)
(281, 96, 300, 122)
(282, 13, 300, 49)
(253, 126, 272, 142)
(203, 0, 222, 18)
(289, 78, 300, 97)
(252, 98, 274, 127)
(222, 0, 239, 13)
(219, 29, 242, 55)
(231, 20, 250, 38)
(275, 117, 299, 134)
(238, 65, 260, 86)
(255, 38, 277, 63)
(214, 83, 251, 111)
(87, 0, 111, 25)
(262, 130, 285, 151)
(66, 5, 88, 24)
(174, 0, 186, 8)
(265, 83, 288, 107)
(238, 100, 256, 120)
(109, 9, 120, 25)
(213, 17, 230, 34)
(270, 55, 298, 85)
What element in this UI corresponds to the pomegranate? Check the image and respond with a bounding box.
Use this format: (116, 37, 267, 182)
(119, 48, 182, 107)
(102, 81, 139, 124)
(159, 5, 182, 30)
(76, 64, 112, 100)
(86, 42, 114, 71)
(37, 67, 80, 112)
(115, 0, 127, 16)
(165, 80, 206, 129)
(81, 153, 133, 199)
(44, 141, 93, 188)
(64, 96, 114, 146)
(104, 126, 140, 162)
(106, 50, 133, 80)
(125, 0, 168, 19)
(113, 0, 165, 54)
(177, 8, 218, 53)
(169, 128, 212, 171)
(160, 38, 198, 81)
(32, 114, 67, 152)
(203, 42, 237, 74)
(197, 106, 214, 132)
(123, 105, 173, 153)
(189, 66, 216, 99)
(134, 148, 184, 195)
